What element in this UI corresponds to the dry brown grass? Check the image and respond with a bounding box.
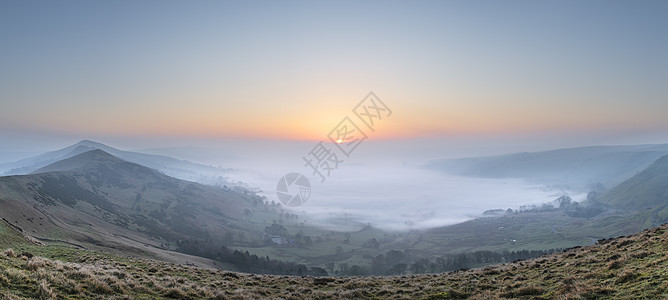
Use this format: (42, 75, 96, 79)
(1, 249, 15, 258)
(3, 223, 668, 298)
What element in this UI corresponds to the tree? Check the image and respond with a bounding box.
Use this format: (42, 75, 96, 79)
(371, 254, 386, 275)
(348, 265, 366, 276)
(237, 232, 246, 244)
(343, 233, 351, 244)
(410, 258, 429, 274)
(309, 267, 328, 276)
(364, 238, 380, 249)
(223, 231, 235, 244)
(389, 263, 407, 275)
(243, 208, 253, 220)
(556, 195, 574, 209)
(264, 223, 287, 236)
(324, 262, 335, 274)
(296, 264, 308, 276)
(337, 263, 349, 275)
(385, 250, 405, 265)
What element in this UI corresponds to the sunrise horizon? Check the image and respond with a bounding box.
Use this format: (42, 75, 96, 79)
(2, 1, 667, 153)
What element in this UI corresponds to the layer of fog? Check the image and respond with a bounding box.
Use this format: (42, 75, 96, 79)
(0, 136, 601, 231)
(176, 139, 588, 231)
(234, 164, 586, 231)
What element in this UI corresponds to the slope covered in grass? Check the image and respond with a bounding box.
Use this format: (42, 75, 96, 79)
(3, 215, 668, 299)
(599, 155, 668, 209)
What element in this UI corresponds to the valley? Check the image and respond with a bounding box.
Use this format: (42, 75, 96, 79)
(3, 1, 665, 298)
(2, 140, 668, 298)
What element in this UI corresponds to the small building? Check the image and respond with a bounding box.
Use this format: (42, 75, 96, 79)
(267, 235, 287, 245)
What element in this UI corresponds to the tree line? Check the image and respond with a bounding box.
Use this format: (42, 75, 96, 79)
(176, 239, 328, 276)
(333, 248, 561, 276)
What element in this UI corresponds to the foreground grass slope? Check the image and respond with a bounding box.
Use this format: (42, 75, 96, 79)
(3, 218, 668, 299)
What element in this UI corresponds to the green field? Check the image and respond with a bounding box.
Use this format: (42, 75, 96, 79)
(230, 207, 654, 275)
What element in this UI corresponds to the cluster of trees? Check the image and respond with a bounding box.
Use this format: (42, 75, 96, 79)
(263, 223, 288, 236)
(332, 248, 561, 276)
(544, 194, 608, 218)
(177, 239, 328, 276)
(177, 234, 560, 276)
(504, 193, 608, 219)
(564, 192, 608, 218)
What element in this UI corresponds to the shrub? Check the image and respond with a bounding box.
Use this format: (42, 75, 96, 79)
(2, 249, 16, 258)
(86, 277, 114, 294)
(607, 259, 625, 270)
(163, 288, 191, 299)
(615, 270, 637, 284)
(616, 239, 633, 249)
(426, 290, 467, 299)
(3, 268, 28, 283)
(37, 279, 56, 300)
(27, 256, 50, 271)
(502, 285, 545, 297)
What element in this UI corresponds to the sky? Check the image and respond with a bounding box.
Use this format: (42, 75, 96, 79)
(1, 1, 667, 230)
(1, 0, 667, 153)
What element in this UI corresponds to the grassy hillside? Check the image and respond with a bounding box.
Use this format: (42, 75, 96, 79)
(4, 148, 668, 282)
(599, 155, 668, 210)
(0, 150, 289, 270)
(2, 148, 652, 277)
(3, 212, 668, 299)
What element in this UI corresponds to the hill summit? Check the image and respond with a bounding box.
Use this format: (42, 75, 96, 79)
(32, 149, 137, 174)
(0, 149, 270, 268)
(0, 140, 228, 185)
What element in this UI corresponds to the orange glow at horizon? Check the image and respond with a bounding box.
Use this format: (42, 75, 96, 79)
(13, 87, 668, 143)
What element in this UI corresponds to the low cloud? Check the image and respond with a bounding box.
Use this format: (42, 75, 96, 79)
(232, 162, 581, 231)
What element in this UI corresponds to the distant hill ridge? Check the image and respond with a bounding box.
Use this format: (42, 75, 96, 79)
(427, 143, 668, 190)
(599, 154, 668, 209)
(0, 140, 229, 184)
(32, 149, 133, 174)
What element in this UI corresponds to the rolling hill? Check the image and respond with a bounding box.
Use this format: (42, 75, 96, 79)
(3, 143, 668, 283)
(426, 143, 668, 191)
(0, 140, 231, 184)
(0, 149, 272, 267)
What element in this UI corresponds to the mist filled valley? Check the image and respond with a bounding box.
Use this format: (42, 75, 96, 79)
(2, 0, 668, 298)
(2, 139, 668, 277)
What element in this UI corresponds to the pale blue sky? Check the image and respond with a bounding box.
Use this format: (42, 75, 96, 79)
(1, 0, 667, 151)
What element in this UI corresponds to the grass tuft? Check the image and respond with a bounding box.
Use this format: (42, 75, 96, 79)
(37, 279, 55, 300)
(3, 221, 668, 298)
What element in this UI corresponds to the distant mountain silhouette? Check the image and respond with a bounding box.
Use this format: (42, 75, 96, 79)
(32, 149, 131, 174)
(0, 149, 270, 261)
(426, 143, 668, 190)
(0, 140, 230, 183)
